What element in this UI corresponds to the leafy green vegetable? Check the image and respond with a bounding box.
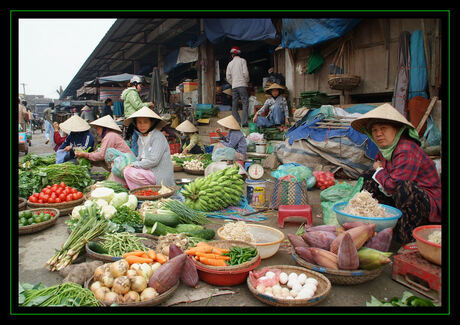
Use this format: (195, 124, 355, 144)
(109, 205, 143, 233)
(366, 291, 436, 307)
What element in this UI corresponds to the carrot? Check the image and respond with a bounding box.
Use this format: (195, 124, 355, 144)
(198, 256, 228, 267)
(194, 252, 230, 260)
(124, 255, 154, 265)
(123, 250, 146, 259)
(155, 253, 168, 264)
(188, 244, 229, 255)
(147, 249, 157, 260)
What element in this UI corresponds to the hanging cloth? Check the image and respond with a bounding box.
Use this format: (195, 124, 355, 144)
(408, 30, 429, 100)
(392, 31, 411, 118)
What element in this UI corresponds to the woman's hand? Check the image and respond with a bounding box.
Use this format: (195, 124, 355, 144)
(373, 160, 383, 170)
(253, 114, 258, 123)
(182, 149, 188, 155)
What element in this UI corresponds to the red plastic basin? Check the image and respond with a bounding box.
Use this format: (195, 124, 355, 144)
(194, 257, 261, 286)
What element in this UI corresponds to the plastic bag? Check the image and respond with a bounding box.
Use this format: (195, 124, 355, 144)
(313, 171, 335, 190)
(212, 147, 236, 162)
(320, 177, 363, 225)
(271, 163, 316, 190)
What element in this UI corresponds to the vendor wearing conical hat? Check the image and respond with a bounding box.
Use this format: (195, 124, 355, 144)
(351, 103, 441, 244)
(215, 114, 247, 162)
(56, 115, 95, 164)
(253, 83, 289, 128)
(175, 120, 205, 155)
(120, 106, 175, 189)
(74, 115, 133, 171)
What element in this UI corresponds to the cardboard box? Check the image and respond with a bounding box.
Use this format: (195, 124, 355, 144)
(183, 82, 198, 92)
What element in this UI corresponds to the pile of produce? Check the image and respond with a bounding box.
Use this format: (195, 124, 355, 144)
(219, 221, 255, 243)
(343, 190, 388, 218)
(366, 291, 436, 307)
(172, 153, 212, 169)
(181, 166, 245, 211)
(19, 209, 56, 227)
(96, 232, 155, 258)
(313, 171, 335, 190)
(249, 267, 319, 300)
(19, 153, 56, 170)
(131, 182, 174, 198)
(185, 242, 257, 267)
(289, 222, 394, 271)
(428, 230, 441, 245)
(28, 182, 83, 204)
(183, 159, 204, 171)
(19, 282, 101, 307)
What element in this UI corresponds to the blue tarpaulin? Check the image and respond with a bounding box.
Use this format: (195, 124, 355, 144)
(164, 48, 182, 74)
(203, 19, 278, 44)
(281, 19, 362, 49)
(408, 30, 429, 99)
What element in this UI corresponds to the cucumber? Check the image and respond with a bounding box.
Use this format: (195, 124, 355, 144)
(144, 212, 180, 227)
(175, 224, 204, 233)
(183, 228, 215, 240)
(87, 241, 109, 255)
(151, 222, 179, 236)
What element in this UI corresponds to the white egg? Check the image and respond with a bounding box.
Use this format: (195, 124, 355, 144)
(292, 282, 303, 293)
(265, 271, 275, 279)
(279, 272, 288, 284)
(303, 282, 317, 294)
(272, 285, 282, 297)
(305, 277, 318, 287)
(288, 272, 298, 282)
(272, 284, 282, 291)
(287, 278, 297, 289)
(259, 276, 269, 282)
(297, 287, 314, 299)
(263, 287, 273, 296)
(297, 273, 307, 285)
(256, 284, 265, 293)
(281, 287, 290, 298)
(290, 288, 299, 298)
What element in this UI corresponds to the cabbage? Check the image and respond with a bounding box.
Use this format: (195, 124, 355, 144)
(91, 187, 115, 203)
(71, 205, 86, 220)
(101, 205, 117, 220)
(93, 199, 109, 209)
(110, 192, 129, 208)
(121, 194, 138, 210)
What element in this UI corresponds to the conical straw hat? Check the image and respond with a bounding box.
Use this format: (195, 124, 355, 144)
(217, 114, 240, 130)
(223, 88, 232, 96)
(175, 119, 198, 133)
(351, 103, 415, 133)
(90, 115, 122, 133)
(59, 115, 91, 133)
(123, 106, 168, 129)
(264, 83, 285, 94)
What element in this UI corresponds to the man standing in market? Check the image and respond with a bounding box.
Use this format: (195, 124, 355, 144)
(226, 46, 250, 127)
(42, 103, 54, 145)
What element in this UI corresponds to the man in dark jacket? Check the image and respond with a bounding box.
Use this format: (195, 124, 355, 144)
(100, 98, 114, 118)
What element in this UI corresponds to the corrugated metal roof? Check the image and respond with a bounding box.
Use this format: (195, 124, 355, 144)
(61, 18, 200, 99)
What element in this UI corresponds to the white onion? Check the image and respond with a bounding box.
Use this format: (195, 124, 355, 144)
(112, 276, 131, 295)
(123, 291, 140, 303)
(130, 275, 147, 293)
(93, 287, 110, 301)
(90, 281, 103, 293)
(140, 287, 159, 301)
(110, 259, 129, 278)
(101, 272, 114, 288)
(103, 291, 119, 305)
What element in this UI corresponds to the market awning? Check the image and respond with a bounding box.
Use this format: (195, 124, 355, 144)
(85, 73, 151, 87)
(280, 18, 362, 49)
(203, 18, 278, 44)
(164, 47, 199, 74)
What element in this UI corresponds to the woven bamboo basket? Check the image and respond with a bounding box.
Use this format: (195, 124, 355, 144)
(328, 74, 361, 90)
(27, 196, 85, 216)
(85, 233, 159, 263)
(130, 185, 177, 201)
(173, 164, 184, 172)
(19, 197, 27, 211)
(19, 208, 60, 235)
(85, 275, 179, 307)
(247, 265, 331, 307)
(191, 240, 260, 271)
(291, 251, 382, 285)
(183, 168, 204, 175)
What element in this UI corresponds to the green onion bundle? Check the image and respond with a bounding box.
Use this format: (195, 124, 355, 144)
(162, 199, 210, 225)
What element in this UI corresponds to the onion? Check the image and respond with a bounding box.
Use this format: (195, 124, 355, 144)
(110, 259, 129, 278)
(103, 291, 119, 305)
(101, 272, 114, 288)
(94, 287, 110, 301)
(94, 264, 110, 282)
(126, 269, 138, 280)
(112, 276, 131, 295)
(90, 281, 103, 293)
(130, 275, 147, 293)
(140, 287, 159, 301)
(123, 291, 140, 303)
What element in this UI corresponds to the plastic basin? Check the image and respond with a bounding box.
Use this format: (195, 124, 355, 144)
(412, 225, 441, 266)
(333, 201, 402, 232)
(194, 257, 261, 286)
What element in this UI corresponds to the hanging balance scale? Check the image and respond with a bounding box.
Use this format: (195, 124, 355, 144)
(247, 159, 264, 180)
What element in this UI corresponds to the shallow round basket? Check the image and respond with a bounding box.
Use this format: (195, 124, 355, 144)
(85, 276, 179, 307)
(333, 201, 402, 232)
(19, 197, 27, 211)
(328, 74, 361, 90)
(192, 240, 261, 286)
(412, 225, 441, 266)
(27, 196, 85, 217)
(183, 168, 204, 175)
(130, 185, 177, 201)
(19, 208, 60, 235)
(291, 251, 383, 285)
(247, 265, 331, 307)
(217, 224, 285, 259)
(85, 233, 158, 263)
(173, 164, 184, 172)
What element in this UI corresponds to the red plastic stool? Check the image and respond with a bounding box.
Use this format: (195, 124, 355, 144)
(278, 205, 313, 228)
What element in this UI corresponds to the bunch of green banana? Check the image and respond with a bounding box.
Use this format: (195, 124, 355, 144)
(181, 165, 245, 211)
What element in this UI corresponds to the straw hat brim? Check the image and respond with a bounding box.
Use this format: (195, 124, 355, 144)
(217, 115, 240, 130)
(59, 115, 91, 133)
(351, 103, 415, 133)
(175, 120, 198, 133)
(223, 89, 232, 96)
(123, 106, 168, 129)
(264, 83, 285, 94)
(90, 115, 122, 133)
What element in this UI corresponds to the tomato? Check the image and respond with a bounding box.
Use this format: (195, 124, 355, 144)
(42, 194, 49, 202)
(51, 185, 58, 192)
(66, 194, 74, 202)
(38, 199, 43, 204)
(48, 197, 55, 203)
(60, 182, 66, 188)
(55, 198, 61, 203)
(29, 196, 37, 203)
(70, 188, 77, 194)
(55, 188, 63, 195)
(76, 192, 83, 199)
(59, 193, 66, 201)
(33, 192, 40, 198)
(46, 185, 52, 189)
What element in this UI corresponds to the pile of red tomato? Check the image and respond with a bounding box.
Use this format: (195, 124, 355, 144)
(313, 171, 336, 190)
(28, 182, 83, 204)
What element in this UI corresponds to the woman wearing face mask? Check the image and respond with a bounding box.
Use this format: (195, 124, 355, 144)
(351, 103, 441, 244)
(120, 106, 175, 190)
